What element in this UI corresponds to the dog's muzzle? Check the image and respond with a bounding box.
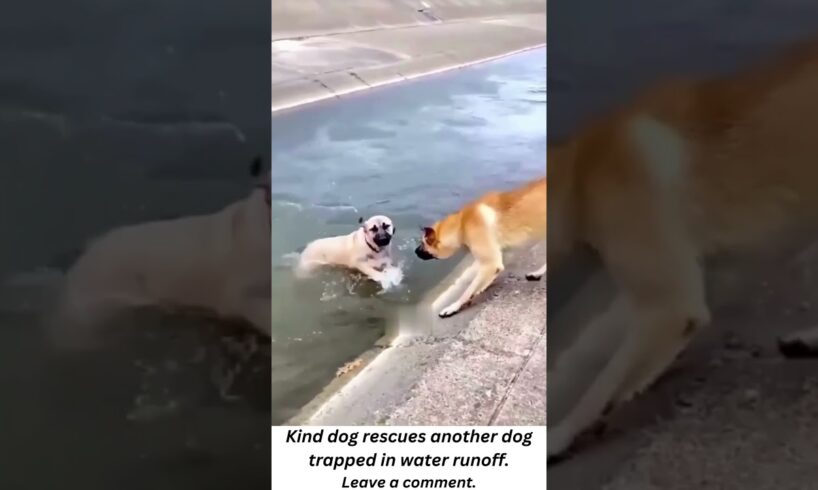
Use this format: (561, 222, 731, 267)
(374, 233, 392, 248)
(414, 245, 436, 261)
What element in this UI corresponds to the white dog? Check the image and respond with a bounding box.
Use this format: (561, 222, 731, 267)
(50, 157, 271, 348)
(295, 215, 395, 283)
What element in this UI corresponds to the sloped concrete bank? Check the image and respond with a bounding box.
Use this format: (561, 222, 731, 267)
(272, 1, 546, 112)
(272, 0, 547, 41)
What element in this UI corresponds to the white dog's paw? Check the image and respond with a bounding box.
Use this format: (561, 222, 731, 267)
(547, 425, 575, 462)
(438, 302, 463, 318)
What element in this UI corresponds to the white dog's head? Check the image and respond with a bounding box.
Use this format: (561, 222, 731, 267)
(359, 215, 395, 249)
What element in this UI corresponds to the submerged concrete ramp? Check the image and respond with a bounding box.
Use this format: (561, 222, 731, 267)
(271, 1, 546, 112)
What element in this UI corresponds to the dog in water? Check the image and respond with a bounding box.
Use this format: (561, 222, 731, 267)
(547, 39, 818, 460)
(415, 177, 546, 318)
(296, 215, 396, 283)
(50, 156, 271, 348)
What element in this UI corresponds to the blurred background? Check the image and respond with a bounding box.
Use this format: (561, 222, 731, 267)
(548, 0, 818, 488)
(0, 1, 270, 489)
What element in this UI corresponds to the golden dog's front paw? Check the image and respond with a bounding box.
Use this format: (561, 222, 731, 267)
(431, 294, 448, 312)
(438, 303, 462, 318)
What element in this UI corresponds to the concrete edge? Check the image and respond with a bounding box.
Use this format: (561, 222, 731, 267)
(271, 43, 546, 114)
(285, 344, 388, 426)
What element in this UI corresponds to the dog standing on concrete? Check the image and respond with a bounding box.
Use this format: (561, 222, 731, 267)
(414, 176, 546, 318)
(295, 215, 396, 283)
(547, 40, 818, 459)
(50, 157, 272, 348)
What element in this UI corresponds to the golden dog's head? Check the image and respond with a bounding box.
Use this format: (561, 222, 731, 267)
(414, 220, 460, 261)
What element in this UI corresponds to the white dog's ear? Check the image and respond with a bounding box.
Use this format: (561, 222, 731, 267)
(358, 217, 364, 225)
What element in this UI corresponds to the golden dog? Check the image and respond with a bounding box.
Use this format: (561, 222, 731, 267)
(415, 177, 546, 317)
(548, 40, 818, 459)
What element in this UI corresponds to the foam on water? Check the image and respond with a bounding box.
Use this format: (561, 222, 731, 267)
(377, 265, 404, 291)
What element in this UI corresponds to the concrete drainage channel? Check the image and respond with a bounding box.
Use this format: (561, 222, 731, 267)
(273, 0, 546, 427)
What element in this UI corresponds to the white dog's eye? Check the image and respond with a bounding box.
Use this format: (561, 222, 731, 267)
(383, 224, 390, 230)
(370, 226, 378, 232)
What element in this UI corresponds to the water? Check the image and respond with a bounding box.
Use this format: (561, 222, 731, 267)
(270, 47, 547, 424)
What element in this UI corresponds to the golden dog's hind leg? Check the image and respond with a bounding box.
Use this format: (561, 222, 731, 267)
(526, 262, 547, 281)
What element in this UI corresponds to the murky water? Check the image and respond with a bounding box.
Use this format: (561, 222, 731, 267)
(270, 47, 547, 423)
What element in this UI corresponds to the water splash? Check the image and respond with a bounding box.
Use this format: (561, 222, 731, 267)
(378, 265, 404, 291)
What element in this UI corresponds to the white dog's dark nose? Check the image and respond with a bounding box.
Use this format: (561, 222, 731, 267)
(374, 234, 392, 247)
